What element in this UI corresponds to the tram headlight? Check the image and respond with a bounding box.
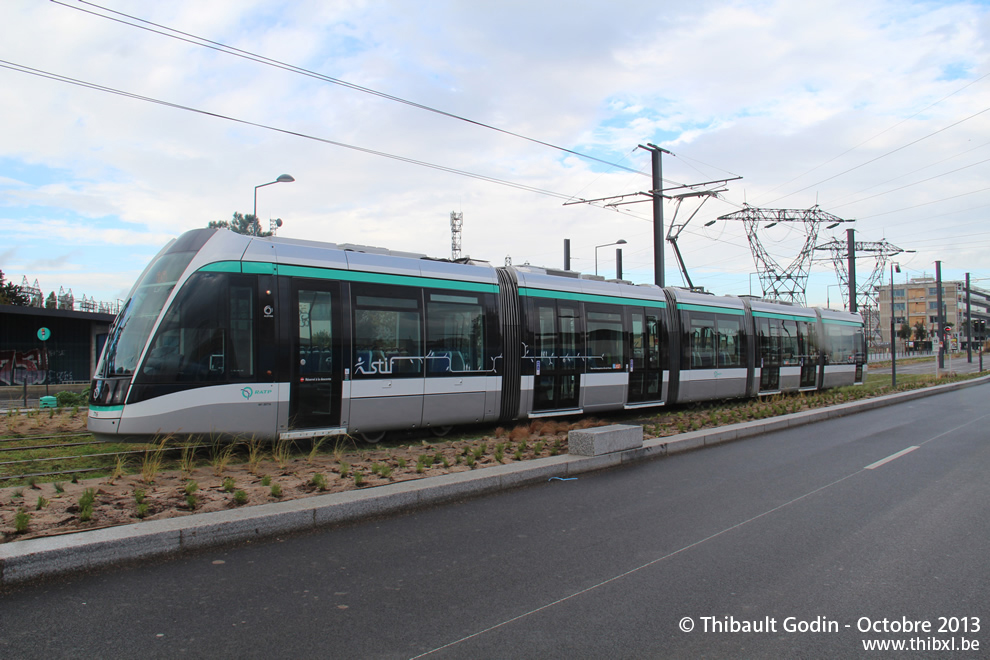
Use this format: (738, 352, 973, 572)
(110, 379, 129, 405)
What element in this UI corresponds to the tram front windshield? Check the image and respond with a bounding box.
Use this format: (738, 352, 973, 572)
(98, 250, 199, 377)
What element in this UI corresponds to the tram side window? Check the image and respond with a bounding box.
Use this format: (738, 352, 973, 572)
(716, 315, 743, 368)
(587, 310, 623, 370)
(353, 290, 423, 377)
(686, 313, 716, 369)
(139, 273, 255, 383)
(825, 324, 860, 363)
(426, 293, 487, 374)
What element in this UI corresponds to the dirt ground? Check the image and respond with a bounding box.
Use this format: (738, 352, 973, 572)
(0, 414, 601, 543)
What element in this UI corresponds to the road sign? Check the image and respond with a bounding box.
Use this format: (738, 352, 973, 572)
(37, 327, 51, 341)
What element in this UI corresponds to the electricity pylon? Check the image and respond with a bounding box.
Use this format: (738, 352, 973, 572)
(716, 205, 852, 306)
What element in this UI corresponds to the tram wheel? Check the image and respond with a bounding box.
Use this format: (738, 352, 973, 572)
(359, 430, 387, 444)
(430, 425, 453, 437)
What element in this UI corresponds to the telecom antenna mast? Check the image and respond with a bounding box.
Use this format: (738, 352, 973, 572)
(716, 205, 852, 306)
(450, 211, 463, 260)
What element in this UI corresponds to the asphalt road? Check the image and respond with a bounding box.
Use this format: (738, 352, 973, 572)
(1, 384, 988, 659)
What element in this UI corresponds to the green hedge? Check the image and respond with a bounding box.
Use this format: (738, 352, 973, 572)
(55, 389, 90, 408)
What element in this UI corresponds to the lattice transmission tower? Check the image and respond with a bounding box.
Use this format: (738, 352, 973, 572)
(716, 205, 851, 306)
(814, 237, 909, 349)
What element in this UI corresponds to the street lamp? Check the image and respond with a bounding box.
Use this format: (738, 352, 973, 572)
(253, 174, 295, 234)
(890, 262, 901, 388)
(595, 239, 627, 276)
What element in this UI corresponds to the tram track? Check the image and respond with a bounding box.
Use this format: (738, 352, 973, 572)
(0, 432, 92, 444)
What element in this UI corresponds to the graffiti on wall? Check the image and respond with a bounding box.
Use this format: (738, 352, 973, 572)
(0, 349, 50, 386)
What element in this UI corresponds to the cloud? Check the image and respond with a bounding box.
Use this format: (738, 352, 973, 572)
(0, 0, 988, 307)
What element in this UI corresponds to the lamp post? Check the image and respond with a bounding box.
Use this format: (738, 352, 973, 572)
(253, 174, 295, 235)
(890, 262, 901, 388)
(595, 239, 626, 277)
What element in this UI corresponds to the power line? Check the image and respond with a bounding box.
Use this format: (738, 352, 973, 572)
(756, 70, 990, 205)
(52, 0, 647, 177)
(822, 139, 990, 207)
(763, 104, 990, 205)
(856, 185, 990, 219)
(0, 58, 589, 202)
(827, 156, 990, 210)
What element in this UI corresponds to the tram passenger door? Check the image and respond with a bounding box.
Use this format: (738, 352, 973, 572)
(289, 282, 343, 432)
(798, 321, 818, 389)
(531, 301, 581, 411)
(758, 317, 781, 392)
(628, 309, 664, 403)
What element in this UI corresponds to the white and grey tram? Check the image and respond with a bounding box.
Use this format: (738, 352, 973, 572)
(88, 228, 867, 442)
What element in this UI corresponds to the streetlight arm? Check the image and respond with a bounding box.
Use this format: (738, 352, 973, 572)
(594, 239, 627, 275)
(253, 174, 295, 228)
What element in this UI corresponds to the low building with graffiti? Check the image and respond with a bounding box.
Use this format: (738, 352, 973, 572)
(0, 303, 114, 386)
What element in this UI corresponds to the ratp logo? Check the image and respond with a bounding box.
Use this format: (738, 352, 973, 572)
(241, 386, 273, 400)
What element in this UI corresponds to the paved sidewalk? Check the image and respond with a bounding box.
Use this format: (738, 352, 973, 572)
(3, 374, 988, 586)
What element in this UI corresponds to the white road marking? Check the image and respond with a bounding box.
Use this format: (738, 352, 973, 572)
(865, 446, 920, 470)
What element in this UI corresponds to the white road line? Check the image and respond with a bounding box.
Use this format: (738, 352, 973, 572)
(410, 469, 862, 659)
(864, 446, 920, 470)
(413, 410, 990, 658)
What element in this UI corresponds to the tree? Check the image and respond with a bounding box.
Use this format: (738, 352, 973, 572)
(912, 321, 928, 342)
(0, 270, 30, 306)
(208, 212, 273, 237)
(896, 322, 913, 347)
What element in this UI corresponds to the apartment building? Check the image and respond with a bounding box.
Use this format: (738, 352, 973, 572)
(876, 277, 990, 351)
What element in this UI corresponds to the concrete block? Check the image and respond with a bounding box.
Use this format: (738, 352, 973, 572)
(568, 424, 643, 456)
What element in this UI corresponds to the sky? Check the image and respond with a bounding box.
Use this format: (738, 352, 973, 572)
(3, 0, 990, 312)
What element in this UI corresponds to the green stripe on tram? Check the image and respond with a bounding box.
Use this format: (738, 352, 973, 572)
(677, 303, 745, 315)
(821, 317, 863, 327)
(199, 261, 498, 293)
(752, 311, 817, 322)
(519, 287, 666, 308)
(200, 261, 242, 274)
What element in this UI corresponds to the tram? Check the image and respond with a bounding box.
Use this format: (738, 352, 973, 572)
(88, 228, 866, 442)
